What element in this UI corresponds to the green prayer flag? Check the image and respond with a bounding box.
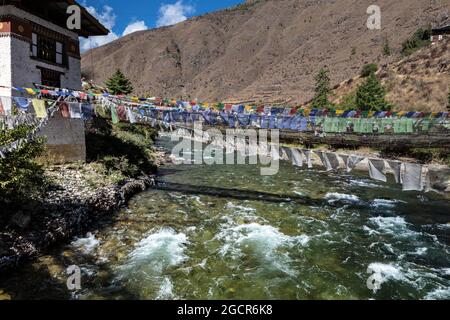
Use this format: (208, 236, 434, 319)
(323, 118, 333, 132)
(353, 118, 361, 133)
(111, 105, 120, 124)
(338, 118, 347, 133)
(406, 119, 414, 133)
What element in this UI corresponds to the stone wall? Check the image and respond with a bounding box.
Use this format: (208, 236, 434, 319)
(37, 112, 86, 164)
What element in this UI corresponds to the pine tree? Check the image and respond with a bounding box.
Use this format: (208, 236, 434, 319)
(339, 92, 357, 110)
(311, 68, 333, 109)
(105, 69, 134, 95)
(355, 72, 390, 111)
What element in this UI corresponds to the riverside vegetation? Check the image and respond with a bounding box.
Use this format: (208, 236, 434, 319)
(0, 119, 160, 272)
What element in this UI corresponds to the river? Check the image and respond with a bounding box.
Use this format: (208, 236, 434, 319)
(0, 135, 449, 300)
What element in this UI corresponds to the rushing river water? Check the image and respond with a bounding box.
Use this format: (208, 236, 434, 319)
(1, 135, 449, 300)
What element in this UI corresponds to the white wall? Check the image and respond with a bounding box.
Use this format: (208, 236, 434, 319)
(10, 37, 82, 90)
(0, 36, 12, 111)
(0, 5, 82, 91)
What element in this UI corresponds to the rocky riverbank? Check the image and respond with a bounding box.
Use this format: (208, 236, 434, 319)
(0, 148, 167, 274)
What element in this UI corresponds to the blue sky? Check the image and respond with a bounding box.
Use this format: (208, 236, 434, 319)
(80, 0, 244, 51)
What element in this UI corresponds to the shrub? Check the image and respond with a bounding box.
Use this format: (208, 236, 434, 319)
(383, 37, 391, 56)
(360, 63, 378, 77)
(401, 27, 431, 56)
(0, 125, 47, 201)
(85, 121, 157, 177)
(447, 87, 450, 110)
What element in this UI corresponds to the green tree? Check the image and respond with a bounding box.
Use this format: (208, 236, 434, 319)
(105, 69, 134, 95)
(355, 73, 391, 111)
(311, 68, 333, 109)
(360, 63, 378, 77)
(338, 92, 357, 110)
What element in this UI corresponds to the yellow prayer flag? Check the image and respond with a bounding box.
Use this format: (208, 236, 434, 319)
(32, 99, 47, 118)
(26, 88, 36, 95)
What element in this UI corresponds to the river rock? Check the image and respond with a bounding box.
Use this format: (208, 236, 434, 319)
(9, 212, 31, 229)
(427, 165, 450, 193)
(0, 289, 11, 300)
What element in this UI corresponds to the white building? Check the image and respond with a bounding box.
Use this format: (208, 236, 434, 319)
(0, 0, 108, 162)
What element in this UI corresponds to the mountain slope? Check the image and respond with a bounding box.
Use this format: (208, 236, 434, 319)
(81, 0, 450, 107)
(332, 38, 450, 112)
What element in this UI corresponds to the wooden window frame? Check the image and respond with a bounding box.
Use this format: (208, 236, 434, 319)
(30, 32, 67, 67)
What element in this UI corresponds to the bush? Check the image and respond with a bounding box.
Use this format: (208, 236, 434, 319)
(401, 27, 431, 56)
(447, 87, 450, 110)
(85, 121, 157, 178)
(0, 125, 47, 201)
(99, 155, 141, 177)
(360, 63, 378, 77)
(383, 38, 391, 56)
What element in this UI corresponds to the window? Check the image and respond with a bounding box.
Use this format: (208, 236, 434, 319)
(40, 68, 61, 88)
(31, 33, 38, 57)
(56, 41, 63, 64)
(30, 32, 66, 66)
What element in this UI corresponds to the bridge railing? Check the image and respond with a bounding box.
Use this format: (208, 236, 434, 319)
(145, 110, 450, 136)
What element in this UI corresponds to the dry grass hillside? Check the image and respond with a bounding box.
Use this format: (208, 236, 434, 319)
(333, 38, 450, 112)
(81, 0, 450, 109)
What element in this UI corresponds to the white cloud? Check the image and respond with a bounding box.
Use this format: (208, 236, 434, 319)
(80, 4, 119, 51)
(81, 32, 119, 51)
(156, 1, 195, 27)
(122, 20, 148, 36)
(80, 4, 148, 51)
(85, 4, 116, 30)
